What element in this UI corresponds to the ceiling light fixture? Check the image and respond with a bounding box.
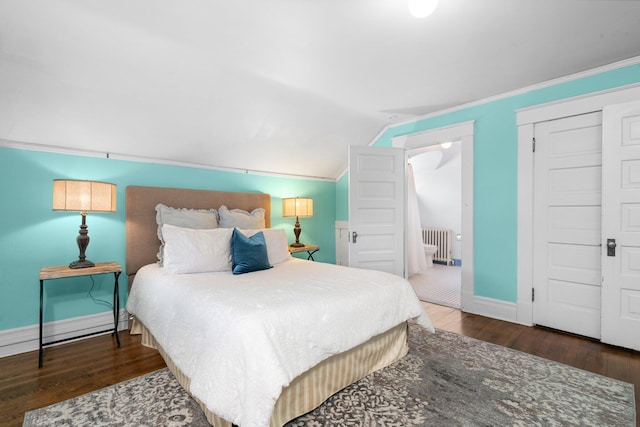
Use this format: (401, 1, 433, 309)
(408, 0, 439, 18)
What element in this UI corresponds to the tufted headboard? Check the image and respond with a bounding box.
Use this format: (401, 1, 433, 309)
(125, 185, 271, 290)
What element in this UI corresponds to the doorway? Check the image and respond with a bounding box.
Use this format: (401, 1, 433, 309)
(391, 120, 474, 311)
(407, 142, 462, 308)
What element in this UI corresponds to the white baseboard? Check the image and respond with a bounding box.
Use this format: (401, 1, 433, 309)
(0, 310, 129, 358)
(516, 300, 534, 326)
(462, 294, 518, 324)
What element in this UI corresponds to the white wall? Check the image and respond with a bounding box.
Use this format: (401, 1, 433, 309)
(409, 143, 462, 260)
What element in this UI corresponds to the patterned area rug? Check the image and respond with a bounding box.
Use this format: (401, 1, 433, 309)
(24, 324, 636, 426)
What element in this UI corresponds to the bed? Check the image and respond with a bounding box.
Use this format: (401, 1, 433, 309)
(125, 185, 434, 427)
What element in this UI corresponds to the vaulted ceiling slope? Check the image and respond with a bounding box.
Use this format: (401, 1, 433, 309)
(1, 1, 640, 179)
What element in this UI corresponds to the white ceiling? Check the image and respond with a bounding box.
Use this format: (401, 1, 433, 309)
(1, 0, 640, 179)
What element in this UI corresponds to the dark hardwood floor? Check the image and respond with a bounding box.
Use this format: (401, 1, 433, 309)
(1, 303, 638, 426)
(0, 332, 166, 427)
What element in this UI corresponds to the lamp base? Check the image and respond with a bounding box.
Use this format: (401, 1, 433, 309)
(289, 242, 305, 248)
(70, 213, 94, 269)
(69, 259, 95, 269)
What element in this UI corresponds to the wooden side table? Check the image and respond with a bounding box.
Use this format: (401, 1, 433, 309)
(288, 244, 320, 261)
(39, 262, 121, 368)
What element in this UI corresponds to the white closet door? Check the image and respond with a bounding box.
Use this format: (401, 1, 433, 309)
(601, 100, 640, 351)
(533, 112, 603, 338)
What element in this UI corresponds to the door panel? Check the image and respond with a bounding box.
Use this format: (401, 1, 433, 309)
(348, 146, 405, 276)
(545, 278, 601, 338)
(548, 205, 600, 244)
(621, 160, 640, 189)
(547, 166, 601, 203)
(533, 112, 603, 338)
(547, 280, 601, 310)
(621, 203, 640, 231)
(601, 100, 640, 351)
(547, 243, 601, 285)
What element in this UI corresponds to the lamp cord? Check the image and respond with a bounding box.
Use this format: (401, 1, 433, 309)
(88, 275, 114, 310)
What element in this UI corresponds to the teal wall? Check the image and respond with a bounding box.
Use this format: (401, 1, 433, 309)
(2, 61, 639, 334)
(337, 62, 640, 303)
(0, 148, 335, 331)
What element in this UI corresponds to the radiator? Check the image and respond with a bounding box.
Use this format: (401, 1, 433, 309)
(421, 227, 452, 265)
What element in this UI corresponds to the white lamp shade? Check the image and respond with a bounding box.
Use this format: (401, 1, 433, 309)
(282, 197, 313, 218)
(52, 180, 117, 213)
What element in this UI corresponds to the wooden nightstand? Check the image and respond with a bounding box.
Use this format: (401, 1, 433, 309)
(39, 262, 121, 368)
(288, 244, 320, 261)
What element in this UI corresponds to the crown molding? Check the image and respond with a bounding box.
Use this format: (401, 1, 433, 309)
(0, 139, 335, 182)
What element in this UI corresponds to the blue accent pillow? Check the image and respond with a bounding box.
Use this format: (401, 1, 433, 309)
(231, 228, 272, 274)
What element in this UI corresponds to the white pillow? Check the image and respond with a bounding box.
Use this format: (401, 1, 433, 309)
(155, 204, 218, 264)
(240, 228, 292, 265)
(219, 205, 265, 229)
(162, 224, 233, 273)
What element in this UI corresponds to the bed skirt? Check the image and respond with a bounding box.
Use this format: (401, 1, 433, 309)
(131, 319, 409, 427)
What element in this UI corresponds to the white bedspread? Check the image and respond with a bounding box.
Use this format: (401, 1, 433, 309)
(126, 259, 433, 427)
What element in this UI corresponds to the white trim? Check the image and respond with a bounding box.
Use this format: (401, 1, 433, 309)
(397, 56, 640, 128)
(516, 83, 640, 125)
(0, 139, 336, 182)
(516, 83, 640, 327)
(335, 220, 348, 229)
(516, 123, 535, 326)
(335, 168, 348, 182)
(392, 121, 475, 313)
(0, 310, 128, 358)
(6, 56, 639, 184)
(391, 121, 475, 149)
(335, 57, 640, 181)
(464, 295, 519, 324)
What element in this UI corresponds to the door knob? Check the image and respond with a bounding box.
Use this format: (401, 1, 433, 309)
(352, 231, 358, 243)
(607, 238, 616, 257)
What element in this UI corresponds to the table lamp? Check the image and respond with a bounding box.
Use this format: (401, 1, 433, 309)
(282, 197, 313, 247)
(52, 179, 117, 269)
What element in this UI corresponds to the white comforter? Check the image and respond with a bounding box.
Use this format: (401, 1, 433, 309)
(126, 259, 433, 427)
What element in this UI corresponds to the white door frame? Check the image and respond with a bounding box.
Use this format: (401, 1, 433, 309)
(516, 83, 640, 326)
(392, 121, 475, 312)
